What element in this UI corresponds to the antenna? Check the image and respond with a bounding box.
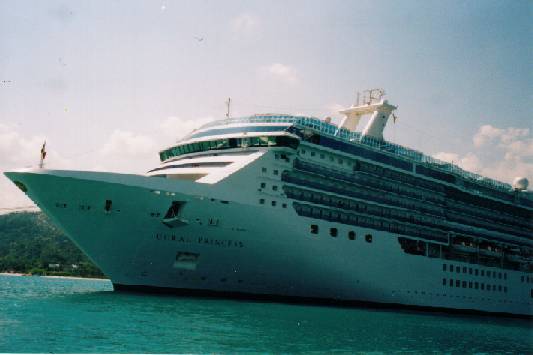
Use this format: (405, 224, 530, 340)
(225, 97, 231, 118)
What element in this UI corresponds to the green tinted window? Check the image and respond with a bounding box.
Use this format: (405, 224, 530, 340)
(159, 135, 299, 161)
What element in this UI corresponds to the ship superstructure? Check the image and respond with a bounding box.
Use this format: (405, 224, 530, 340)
(5, 90, 532, 316)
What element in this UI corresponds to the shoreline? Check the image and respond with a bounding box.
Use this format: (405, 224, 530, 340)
(0, 272, 109, 281)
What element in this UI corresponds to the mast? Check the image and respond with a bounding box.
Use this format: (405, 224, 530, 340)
(225, 97, 231, 119)
(338, 88, 397, 140)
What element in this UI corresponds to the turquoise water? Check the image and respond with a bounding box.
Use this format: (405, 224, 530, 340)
(0, 275, 531, 353)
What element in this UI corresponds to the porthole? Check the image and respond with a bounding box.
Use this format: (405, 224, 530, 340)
(259, 199, 265, 204)
(310, 225, 318, 234)
(330, 228, 338, 237)
(348, 231, 356, 240)
(260, 182, 266, 188)
(271, 201, 277, 207)
(365, 234, 372, 243)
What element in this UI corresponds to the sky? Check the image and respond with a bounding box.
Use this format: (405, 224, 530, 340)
(0, 0, 532, 209)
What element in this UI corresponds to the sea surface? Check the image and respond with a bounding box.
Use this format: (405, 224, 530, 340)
(0, 275, 531, 353)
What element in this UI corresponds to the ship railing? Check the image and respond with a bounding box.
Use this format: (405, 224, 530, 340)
(194, 115, 513, 193)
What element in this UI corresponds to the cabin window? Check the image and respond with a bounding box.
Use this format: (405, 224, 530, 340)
(469, 282, 472, 288)
(310, 225, 319, 234)
(272, 185, 278, 191)
(456, 280, 460, 287)
(443, 264, 447, 272)
(262, 167, 267, 173)
(481, 283, 484, 290)
(498, 285, 502, 292)
(481, 270, 485, 277)
(330, 228, 338, 237)
(320, 154, 325, 159)
(475, 282, 479, 289)
(504, 286, 507, 293)
(487, 285, 491, 291)
(504, 273, 507, 280)
(456, 266, 460, 274)
(462, 281, 466, 288)
(273, 170, 279, 175)
(469, 268, 473, 275)
(260, 182, 266, 189)
(282, 203, 287, 208)
(487, 271, 491, 278)
(271, 201, 277, 207)
(475, 269, 479, 276)
(442, 278, 446, 285)
(259, 199, 265, 204)
(348, 231, 356, 240)
(462, 267, 467, 273)
(365, 234, 372, 243)
(498, 273, 502, 279)
(449, 279, 453, 287)
(104, 199, 112, 212)
(310, 151, 316, 157)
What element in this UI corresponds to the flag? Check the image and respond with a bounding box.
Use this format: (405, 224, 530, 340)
(40, 141, 46, 160)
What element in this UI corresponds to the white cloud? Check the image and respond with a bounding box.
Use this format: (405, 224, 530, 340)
(473, 124, 530, 148)
(231, 13, 259, 35)
(158, 116, 212, 141)
(434, 151, 482, 173)
(261, 63, 299, 84)
(436, 124, 532, 186)
(101, 130, 156, 156)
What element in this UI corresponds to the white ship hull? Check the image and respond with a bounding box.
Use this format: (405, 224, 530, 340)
(6, 168, 532, 317)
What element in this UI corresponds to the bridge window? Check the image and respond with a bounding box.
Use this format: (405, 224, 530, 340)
(160, 135, 299, 161)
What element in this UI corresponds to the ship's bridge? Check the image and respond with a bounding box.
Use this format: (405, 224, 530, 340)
(148, 114, 304, 183)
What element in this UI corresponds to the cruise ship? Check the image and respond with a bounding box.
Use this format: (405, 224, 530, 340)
(5, 89, 533, 317)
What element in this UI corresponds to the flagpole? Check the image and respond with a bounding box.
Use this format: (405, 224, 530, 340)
(39, 141, 46, 169)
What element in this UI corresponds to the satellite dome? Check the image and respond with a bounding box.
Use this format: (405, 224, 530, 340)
(512, 177, 529, 191)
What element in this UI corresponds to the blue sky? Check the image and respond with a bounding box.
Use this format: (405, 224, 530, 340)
(0, 0, 531, 209)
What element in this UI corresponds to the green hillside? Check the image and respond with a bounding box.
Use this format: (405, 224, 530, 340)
(0, 211, 104, 278)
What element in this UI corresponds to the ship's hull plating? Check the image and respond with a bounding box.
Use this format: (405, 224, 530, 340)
(5, 169, 532, 317)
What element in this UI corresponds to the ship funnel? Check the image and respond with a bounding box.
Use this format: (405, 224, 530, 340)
(338, 89, 397, 140)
